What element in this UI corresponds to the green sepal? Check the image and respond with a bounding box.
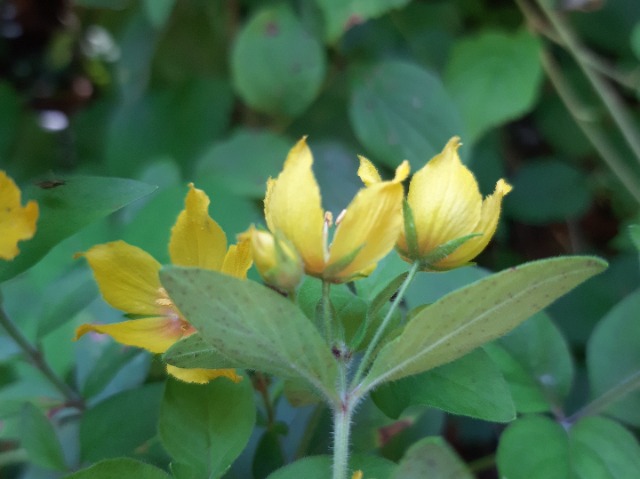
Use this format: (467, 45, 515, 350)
(402, 199, 420, 260)
(322, 244, 365, 280)
(419, 233, 482, 271)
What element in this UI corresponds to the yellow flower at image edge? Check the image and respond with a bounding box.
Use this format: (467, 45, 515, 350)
(264, 137, 410, 283)
(397, 136, 512, 270)
(0, 171, 38, 260)
(74, 184, 252, 384)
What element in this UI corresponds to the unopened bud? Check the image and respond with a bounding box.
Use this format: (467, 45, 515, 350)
(243, 226, 303, 291)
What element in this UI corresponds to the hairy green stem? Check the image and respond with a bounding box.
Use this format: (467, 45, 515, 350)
(567, 370, 640, 424)
(0, 306, 82, 407)
(332, 389, 355, 479)
(537, 0, 640, 166)
(351, 261, 420, 388)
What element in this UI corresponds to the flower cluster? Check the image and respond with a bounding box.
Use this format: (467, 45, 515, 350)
(75, 136, 511, 383)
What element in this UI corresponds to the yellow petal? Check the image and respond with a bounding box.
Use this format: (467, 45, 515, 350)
(169, 183, 227, 269)
(264, 138, 325, 275)
(221, 237, 253, 279)
(74, 317, 187, 353)
(402, 137, 482, 256)
(436, 178, 512, 269)
(351, 471, 363, 479)
(79, 241, 162, 316)
(166, 365, 242, 384)
(328, 161, 409, 280)
(0, 171, 39, 260)
(357, 156, 382, 186)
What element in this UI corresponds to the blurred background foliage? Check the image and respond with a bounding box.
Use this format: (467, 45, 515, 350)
(1, 0, 640, 477)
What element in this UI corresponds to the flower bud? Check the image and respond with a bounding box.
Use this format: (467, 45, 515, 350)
(243, 226, 303, 291)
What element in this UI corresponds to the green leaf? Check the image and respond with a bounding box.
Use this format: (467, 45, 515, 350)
(587, 288, 640, 426)
(629, 225, 640, 252)
(159, 377, 255, 479)
(497, 415, 640, 478)
(164, 334, 237, 370)
(143, 0, 175, 28)
(505, 159, 591, 225)
(63, 458, 170, 479)
(372, 348, 515, 422)
(392, 436, 473, 479)
(267, 454, 397, 479)
(195, 129, 292, 199)
(485, 312, 574, 414)
(160, 268, 339, 402)
(80, 383, 163, 463)
(231, 5, 326, 118)
(20, 403, 67, 471)
(314, 0, 411, 43)
(632, 22, 640, 61)
(444, 29, 543, 142)
(0, 176, 156, 283)
(349, 60, 465, 170)
(361, 256, 607, 392)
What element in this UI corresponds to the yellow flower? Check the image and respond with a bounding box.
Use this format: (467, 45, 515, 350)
(351, 471, 363, 479)
(397, 136, 512, 270)
(0, 171, 38, 260)
(264, 137, 409, 283)
(241, 225, 303, 292)
(75, 183, 252, 384)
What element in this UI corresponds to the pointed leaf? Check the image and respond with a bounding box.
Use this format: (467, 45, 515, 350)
(0, 176, 156, 282)
(159, 377, 255, 479)
(20, 403, 67, 471)
(361, 256, 607, 392)
(160, 268, 339, 402)
(372, 348, 515, 422)
(63, 458, 171, 479)
(392, 437, 473, 479)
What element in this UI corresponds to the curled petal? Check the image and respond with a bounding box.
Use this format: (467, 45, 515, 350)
(436, 179, 512, 269)
(74, 317, 188, 354)
(79, 241, 162, 316)
(169, 183, 227, 270)
(166, 365, 242, 384)
(401, 137, 482, 256)
(221, 237, 253, 279)
(264, 137, 325, 275)
(328, 161, 409, 281)
(0, 171, 39, 260)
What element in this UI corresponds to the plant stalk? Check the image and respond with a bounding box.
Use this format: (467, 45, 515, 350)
(537, 0, 640, 167)
(332, 390, 355, 479)
(322, 280, 333, 340)
(351, 261, 420, 388)
(567, 370, 640, 424)
(0, 306, 82, 407)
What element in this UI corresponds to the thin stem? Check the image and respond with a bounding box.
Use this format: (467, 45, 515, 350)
(0, 306, 82, 408)
(537, 0, 640, 167)
(540, 49, 640, 205)
(351, 261, 421, 388)
(322, 280, 333, 341)
(567, 370, 640, 424)
(516, 0, 640, 91)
